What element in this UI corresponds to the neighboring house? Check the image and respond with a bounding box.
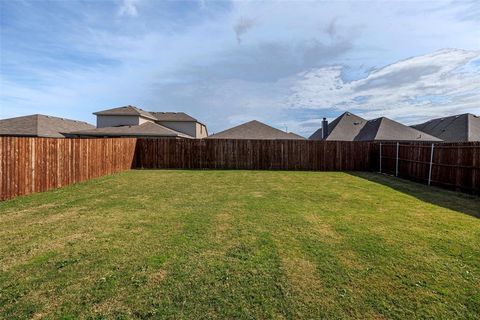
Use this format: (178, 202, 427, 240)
(411, 113, 480, 142)
(70, 105, 208, 139)
(355, 117, 441, 142)
(67, 122, 192, 139)
(309, 112, 441, 142)
(309, 112, 366, 141)
(207, 120, 305, 140)
(151, 112, 208, 138)
(0, 114, 94, 138)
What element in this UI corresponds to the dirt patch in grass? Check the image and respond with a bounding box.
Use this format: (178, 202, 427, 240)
(1, 232, 90, 272)
(92, 297, 132, 317)
(337, 250, 364, 271)
(149, 269, 168, 285)
(250, 191, 265, 198)
(213, 212, 233, 242)
(282, 255, 323, 296)
(304, 214, 342, 243)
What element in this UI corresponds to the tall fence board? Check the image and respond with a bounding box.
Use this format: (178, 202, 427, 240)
(134, 139, 375, 171)
(0, 137, 137, 200)
(376, 142, 480, 195)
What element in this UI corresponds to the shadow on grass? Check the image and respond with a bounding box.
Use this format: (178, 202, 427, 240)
(348, 172, 480, 219)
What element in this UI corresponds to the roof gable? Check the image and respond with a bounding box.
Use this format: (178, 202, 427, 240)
(287, 132, 306, 139)
(357, 117, 441, 142)
(94, 105, 157, 120)
(0, 114, 38, 136)
(309, 112, 442, 142)
(326, 112, 367, 141)
(0, 114, 94, 137)
(208, 120, 305, 140)
(69, 122, 192, 138)
(412, 113, 479, 142)
(309, 112, 367, 140)
(150, 112, 197, 122)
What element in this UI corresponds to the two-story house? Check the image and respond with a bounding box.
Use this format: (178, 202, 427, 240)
(69, 105, 208, 139)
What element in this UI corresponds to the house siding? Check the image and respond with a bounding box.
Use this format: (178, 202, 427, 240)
(196, 123, 208, 138)
(97, 115, 152, 128)
(158, 121, 197, 138)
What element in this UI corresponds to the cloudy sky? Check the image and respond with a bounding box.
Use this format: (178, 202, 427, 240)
(1, 0, 479, 136)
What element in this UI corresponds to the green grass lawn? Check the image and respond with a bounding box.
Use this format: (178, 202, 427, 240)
(0, 170, 479, 319)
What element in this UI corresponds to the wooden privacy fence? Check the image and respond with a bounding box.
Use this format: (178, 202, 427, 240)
(0, 137, 137, 200)
(376, 142, 480, 195)
(134, 139, 375, 171)
(1, 137, 479, 201)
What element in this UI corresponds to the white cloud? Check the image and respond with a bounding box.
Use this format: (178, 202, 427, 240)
(119, 0, 140, 17)
(287, 49, 480, 124)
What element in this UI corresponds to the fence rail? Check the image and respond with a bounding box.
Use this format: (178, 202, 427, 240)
(134, 139, 375, 171)
(0, 137, 137, 200)
(376, 142, 480, 194)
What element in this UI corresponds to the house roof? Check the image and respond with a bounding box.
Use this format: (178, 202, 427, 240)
(207, 120, 305, 140)
(287, 132, 306, 139)
(93, 105, 157, 121)
(0, 114, 95, 138)
(309, 112, 367, 141)
(94, 106, 204, 125)
(69, 122, 192, 138)
(355, 117, 441, 142)
(309, 112, 441, 142)
(411, 113, 480, 142)
(150, 112, 198, 122)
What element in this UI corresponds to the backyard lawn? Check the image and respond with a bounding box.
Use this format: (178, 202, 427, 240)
(0, 170, 479, 319)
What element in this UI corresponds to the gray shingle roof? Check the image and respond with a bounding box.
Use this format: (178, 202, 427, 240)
(309, 112, 442, 142)
(309, 112, 366, 141)
(411, 113, 480, 142)
(69, 122, 193, 138)
(355, 117, 441, 142)
(94, 105, 157, 120)
(207, 120, 305, 140)
(287, 132, 306, 139)
(150, 112, 198, 122)
(0, 114, 95, 138)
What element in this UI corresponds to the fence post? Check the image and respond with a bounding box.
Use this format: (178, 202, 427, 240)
(395, 142, 399, 177)
(428, 143, 435, 186)
(379, 143, 382, 173)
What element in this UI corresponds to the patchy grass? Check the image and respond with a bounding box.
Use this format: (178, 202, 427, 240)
(0, 170, 479, 319)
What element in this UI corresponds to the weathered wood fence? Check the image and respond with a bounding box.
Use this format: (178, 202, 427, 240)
(376, 142, 479, 194)
(1, 137, 479, 200)
(0, 137, 136, 200)
(134, 139, 375, 171)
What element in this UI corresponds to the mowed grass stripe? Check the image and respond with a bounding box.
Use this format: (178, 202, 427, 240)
(0, 170, 479, 319)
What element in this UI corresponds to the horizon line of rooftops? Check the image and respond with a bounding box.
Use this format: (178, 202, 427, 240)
(0, 105, 479, 142)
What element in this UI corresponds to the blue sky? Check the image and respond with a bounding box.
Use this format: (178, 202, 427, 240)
(1, 0, 479, 136)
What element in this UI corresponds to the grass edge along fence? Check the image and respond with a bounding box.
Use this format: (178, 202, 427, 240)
(376, 142, 480, 195)
(0, 137, 137, 201)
